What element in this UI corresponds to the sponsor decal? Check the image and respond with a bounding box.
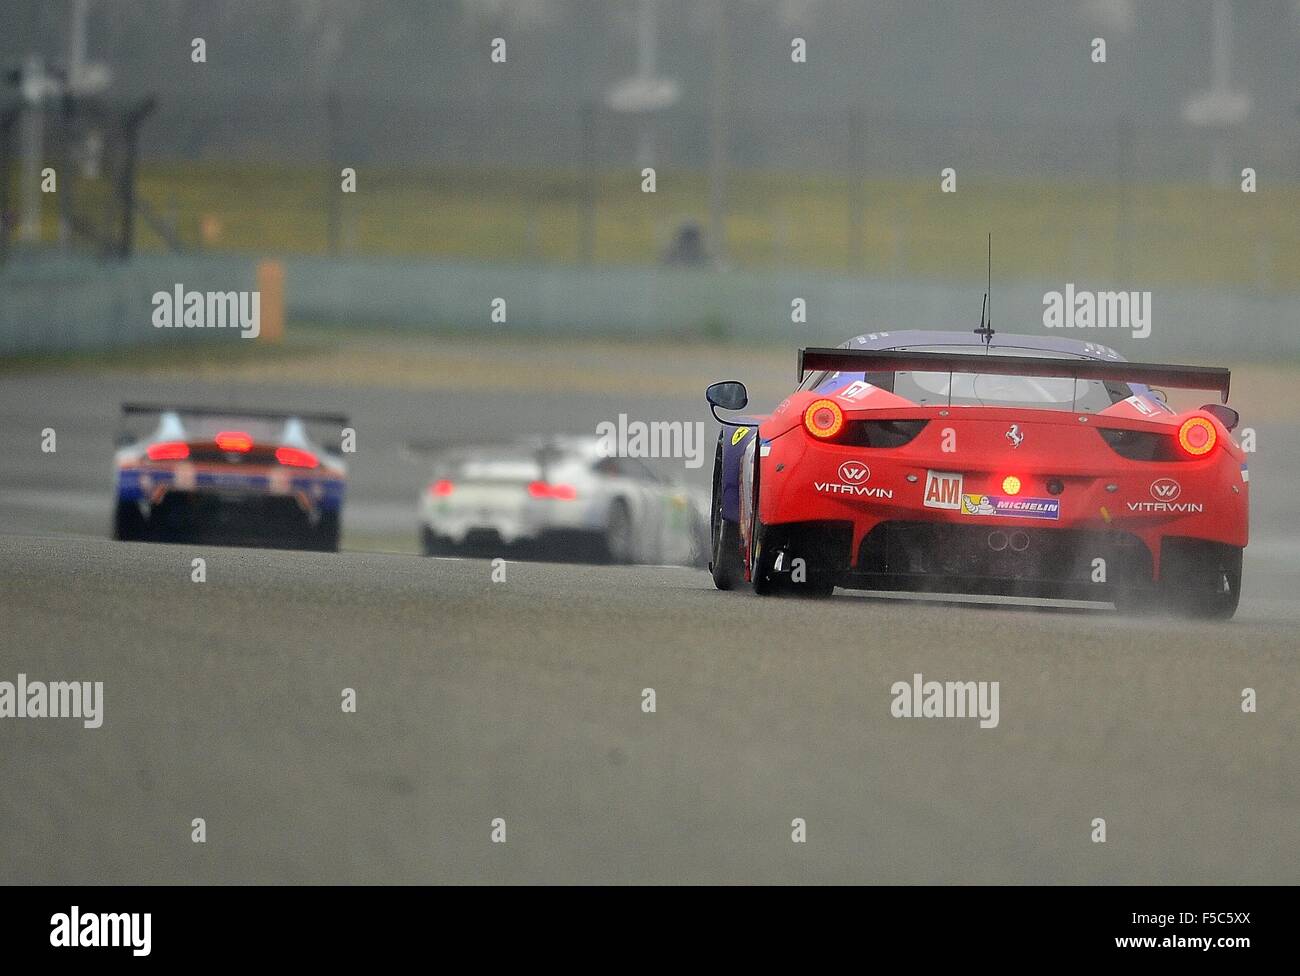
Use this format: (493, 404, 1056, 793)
(731, 426, 751, 446)
(837, 461, 870, 484)
(1149, 477, 1181, 501)
(1126, 501, 1204, 513)
(1240, 463, 1249, 483)
(1130, 477, 1205, 512)
(837, 380, 874, 401)
(814, 482, 893, 499)
(961, 493, 1061, 520)
(923, 470, 963, 510)
(1005, 424, 1025, 449)
(813, 460, 888, 498)
(1125, 394, 1159, 416)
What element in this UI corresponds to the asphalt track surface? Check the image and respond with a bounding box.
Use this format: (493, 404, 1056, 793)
(1, 350, 1298, 883)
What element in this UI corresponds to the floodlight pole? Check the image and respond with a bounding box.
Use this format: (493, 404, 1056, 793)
(635, 0, 658, 169)
(17, 54, 48, 242)
(708, 0, 729, 267)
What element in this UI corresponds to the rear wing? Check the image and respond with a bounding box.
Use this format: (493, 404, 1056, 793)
(120, 403, 350, 426)
(797, 348, 1231, 403)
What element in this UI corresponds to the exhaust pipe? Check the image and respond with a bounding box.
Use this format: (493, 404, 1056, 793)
(1009, 531, 1030, 552)
(987, 531, 1008, 552)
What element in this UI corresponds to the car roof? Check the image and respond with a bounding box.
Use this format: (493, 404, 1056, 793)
(842, 330, 1126, 361)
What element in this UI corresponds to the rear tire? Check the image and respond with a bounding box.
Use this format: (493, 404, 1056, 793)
(420, 525, 454, 557)
(751, 523, 835, 598)
(603, 499, 635, 564)
(112, 499, 149, 542)
(751, 525, 779, 596)
(1160, 542, 1242, 620)
(311, 511, 341, 553)
(709, 453, 743, 589)
(711, 518, 743, 589)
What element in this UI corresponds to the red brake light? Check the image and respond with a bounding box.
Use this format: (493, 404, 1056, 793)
(1177, 417, 1217, 457)
(528, 481, 577, 500)
(803, 398, 845, 439)
(429, 479, 454, 497)
(215, 430, 254, 453)
(147, 441, 189, 461)
(275, 446, 319, 468)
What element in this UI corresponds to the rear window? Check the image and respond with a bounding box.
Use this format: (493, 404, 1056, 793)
(436, 446, 583, 482)
(458, 458, 538, 481)
(803, 345, 1133, 413)
(176, 417, 284, 441)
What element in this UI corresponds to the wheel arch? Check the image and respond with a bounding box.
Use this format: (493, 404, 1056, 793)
(716, 424, 756, 524)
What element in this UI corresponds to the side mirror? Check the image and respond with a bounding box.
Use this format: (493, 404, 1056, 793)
(706, 381, 748, 412)
(1200, 403, 1239, 432)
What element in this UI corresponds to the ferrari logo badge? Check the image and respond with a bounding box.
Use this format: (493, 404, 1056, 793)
(1006, 424, 1024, 449)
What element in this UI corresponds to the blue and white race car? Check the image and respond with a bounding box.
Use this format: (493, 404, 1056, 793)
(113, 404, 348, 551)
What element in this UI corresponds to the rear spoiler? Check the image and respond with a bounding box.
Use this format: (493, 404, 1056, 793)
(121, 403, 350, 426)
(797, 348, 1231, 403)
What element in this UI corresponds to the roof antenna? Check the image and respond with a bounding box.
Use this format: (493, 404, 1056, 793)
(974, 232, 995, 351)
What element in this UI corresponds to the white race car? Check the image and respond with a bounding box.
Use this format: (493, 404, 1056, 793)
(418, 437, 708, 566)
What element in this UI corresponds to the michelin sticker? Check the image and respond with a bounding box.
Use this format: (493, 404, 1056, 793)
(961, 494, 1061, 520)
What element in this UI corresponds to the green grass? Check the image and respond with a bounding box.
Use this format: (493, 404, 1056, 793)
(0, 327, 310, 375)
(12, 161, 1300, 289)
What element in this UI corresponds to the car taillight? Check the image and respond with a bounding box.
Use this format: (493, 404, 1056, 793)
(428, 479, 454, 497)
(215, 430, 253, 453)
(146, 441, 189, 461)
(528, 481, 577, 500)
(803, 398, 844, 439)
(1177, 417, 1217, 457)
(275, 446, 319, 468)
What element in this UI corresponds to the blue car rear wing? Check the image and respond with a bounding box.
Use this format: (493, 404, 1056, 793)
(797, 348, 1231, 403)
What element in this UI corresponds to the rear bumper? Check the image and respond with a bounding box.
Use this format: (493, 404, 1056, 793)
(420, 497, 602, 545)
(757, 518, 1241, 600)
(756, 425, 1248, 582)
(117, 464, 345, 516)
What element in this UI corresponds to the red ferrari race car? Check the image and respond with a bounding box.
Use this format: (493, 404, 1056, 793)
(706, 331, 1248, 618)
